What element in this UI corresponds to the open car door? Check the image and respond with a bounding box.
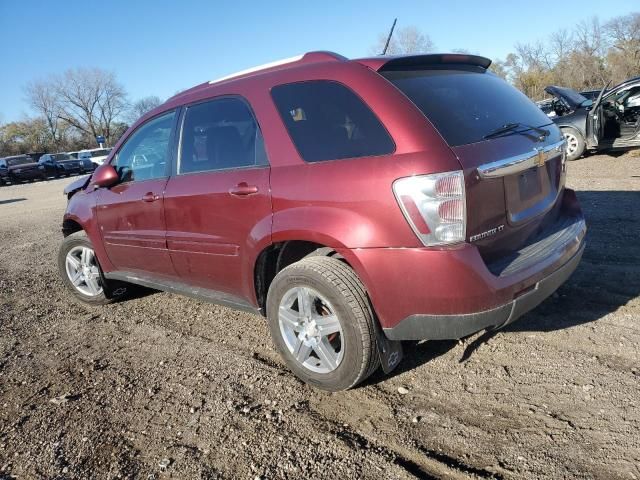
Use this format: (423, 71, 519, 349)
(586, 81, 611, 148)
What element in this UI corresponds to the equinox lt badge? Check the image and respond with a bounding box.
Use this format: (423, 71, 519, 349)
(470, 225, 505, 242)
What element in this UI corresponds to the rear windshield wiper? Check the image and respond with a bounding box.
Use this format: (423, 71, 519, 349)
(483, 122, 550, 140)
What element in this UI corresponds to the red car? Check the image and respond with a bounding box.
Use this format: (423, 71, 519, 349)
(58, 52, 586, 391)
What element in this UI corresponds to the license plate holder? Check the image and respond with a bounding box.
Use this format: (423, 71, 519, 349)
(518, 167, 542, 201)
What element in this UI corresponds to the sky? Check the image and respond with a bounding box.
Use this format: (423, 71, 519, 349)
(1, 0, 638, 123)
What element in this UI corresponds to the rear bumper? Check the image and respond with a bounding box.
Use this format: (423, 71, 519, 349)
(383, 242, 584, 340)
(339, 189, 586, 341)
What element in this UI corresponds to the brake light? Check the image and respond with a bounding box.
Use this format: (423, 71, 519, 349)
(393, 171, 466, 246)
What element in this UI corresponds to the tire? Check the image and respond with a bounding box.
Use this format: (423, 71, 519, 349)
(266, 256, 379, 391)
(561, 127, 586, 161)
(58, 230, 129, 305)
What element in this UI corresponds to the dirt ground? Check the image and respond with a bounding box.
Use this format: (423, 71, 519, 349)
(0, 152, 639, 480)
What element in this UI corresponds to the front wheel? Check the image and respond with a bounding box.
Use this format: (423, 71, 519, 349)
(58, 231, 129, 305)
(266, 256, 379, 391)
(561, 128, 586, 161)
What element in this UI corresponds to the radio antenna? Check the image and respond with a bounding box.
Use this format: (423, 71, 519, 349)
(382, 18, 397, 55)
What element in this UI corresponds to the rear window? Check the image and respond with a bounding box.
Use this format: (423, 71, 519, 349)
(382, 68, 552, 147)
(271, 80, 395, 162)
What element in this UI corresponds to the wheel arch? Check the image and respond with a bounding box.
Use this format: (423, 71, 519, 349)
(62, 218, 83, 237)
(253, 238, 352, 314)
(558, 124, 585, 140)
(61, 211, 115, 273)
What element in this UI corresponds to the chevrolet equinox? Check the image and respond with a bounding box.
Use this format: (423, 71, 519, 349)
(58, 52, 586, 391)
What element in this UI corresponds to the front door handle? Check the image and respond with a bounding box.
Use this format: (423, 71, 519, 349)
(229, 182, 259, 196)
(142, 192, 160, 202)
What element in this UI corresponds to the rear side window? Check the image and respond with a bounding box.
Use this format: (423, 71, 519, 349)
(382, 68, 552, 147)
(179, 97, 268, 174)
(271, 81, 394, 162)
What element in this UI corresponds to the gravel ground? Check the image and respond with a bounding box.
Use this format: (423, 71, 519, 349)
(0, 152, 639, 479)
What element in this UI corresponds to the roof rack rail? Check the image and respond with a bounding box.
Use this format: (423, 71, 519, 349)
(208, 51, 346, 85)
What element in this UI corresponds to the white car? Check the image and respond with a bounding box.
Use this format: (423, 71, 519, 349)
(76, 148, 112, 166)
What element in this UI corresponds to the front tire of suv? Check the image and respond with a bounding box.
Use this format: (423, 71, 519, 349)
(266, 256, 379, 391)
(58, 231, 128, 305)
(561, 127, 586, 161)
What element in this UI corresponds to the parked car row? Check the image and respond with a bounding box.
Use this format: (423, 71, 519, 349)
(536, 76, 640, 160)
(0, 148, 111, 185)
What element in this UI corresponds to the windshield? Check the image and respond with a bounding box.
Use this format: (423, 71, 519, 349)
(7, 157, 32, 167)
(55, 154, 72, 161)
(382, 68, 552, 147)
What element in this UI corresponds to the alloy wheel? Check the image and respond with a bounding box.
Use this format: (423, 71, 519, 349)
(278, 286, 344, 374)
(563, 131, 579, 155)
(65, 246, 103, 297)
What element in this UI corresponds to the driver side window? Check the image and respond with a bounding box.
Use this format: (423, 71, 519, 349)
(113, 111, 176, 182)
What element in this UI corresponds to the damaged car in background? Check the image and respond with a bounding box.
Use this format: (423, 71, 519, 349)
(538, 76, 640, 160)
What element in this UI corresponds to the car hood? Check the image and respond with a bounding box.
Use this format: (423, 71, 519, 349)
(544, 86, 590, 110)
(63, 175, 91, 196)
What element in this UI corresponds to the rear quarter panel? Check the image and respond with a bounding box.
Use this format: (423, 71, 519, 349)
(244, 61, 462, 249)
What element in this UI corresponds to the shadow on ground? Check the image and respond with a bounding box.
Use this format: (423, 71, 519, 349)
(369, 190, 640, 382)
(0, 198, 26, 206)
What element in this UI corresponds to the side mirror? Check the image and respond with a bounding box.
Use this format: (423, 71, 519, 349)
(91, 163, 118, 188)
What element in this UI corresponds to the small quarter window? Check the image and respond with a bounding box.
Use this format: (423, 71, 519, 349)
(179, 97, 268, 174)
(271, 80, 395, 162)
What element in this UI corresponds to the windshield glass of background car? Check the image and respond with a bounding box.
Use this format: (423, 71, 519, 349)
(382, 68, 552, 147)
(7, 157, 32, 166)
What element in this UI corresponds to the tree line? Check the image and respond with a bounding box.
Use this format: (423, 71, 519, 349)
(2, 11, 638, 157)
(493, 12, 640, 100)
(373, 12, 639, 99)
(0, 68, 162, 157)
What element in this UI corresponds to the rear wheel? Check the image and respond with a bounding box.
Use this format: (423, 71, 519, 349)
(266, 256, 379, 391)
(58, 231, 129, 305)
(561, 127, 586, 161)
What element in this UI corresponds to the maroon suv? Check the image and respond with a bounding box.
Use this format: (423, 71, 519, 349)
(58, 52, 586, 391)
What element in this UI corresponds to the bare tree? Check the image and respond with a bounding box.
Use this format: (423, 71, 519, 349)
(54, 68, 127, 145)
(372, 25, 434, 55)
(605, 13, 640, 81)
(549, 29, 574, 62)
(127, 95, 163, 124)
(575, 17, 608, 57)
(24, 80, 63, 149)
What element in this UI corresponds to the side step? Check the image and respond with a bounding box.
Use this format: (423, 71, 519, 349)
(104, 270, 260, 315)
(599, 135, 640, 149)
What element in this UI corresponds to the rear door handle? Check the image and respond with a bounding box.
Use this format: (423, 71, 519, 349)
(142, 192, 160, 202)
(229, 182, 259, 196)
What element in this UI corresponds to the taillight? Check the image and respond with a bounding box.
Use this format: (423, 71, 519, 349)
(392, 171, 466, 246)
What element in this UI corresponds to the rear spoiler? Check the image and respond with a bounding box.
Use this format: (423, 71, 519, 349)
(356, 54, 492, 72)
